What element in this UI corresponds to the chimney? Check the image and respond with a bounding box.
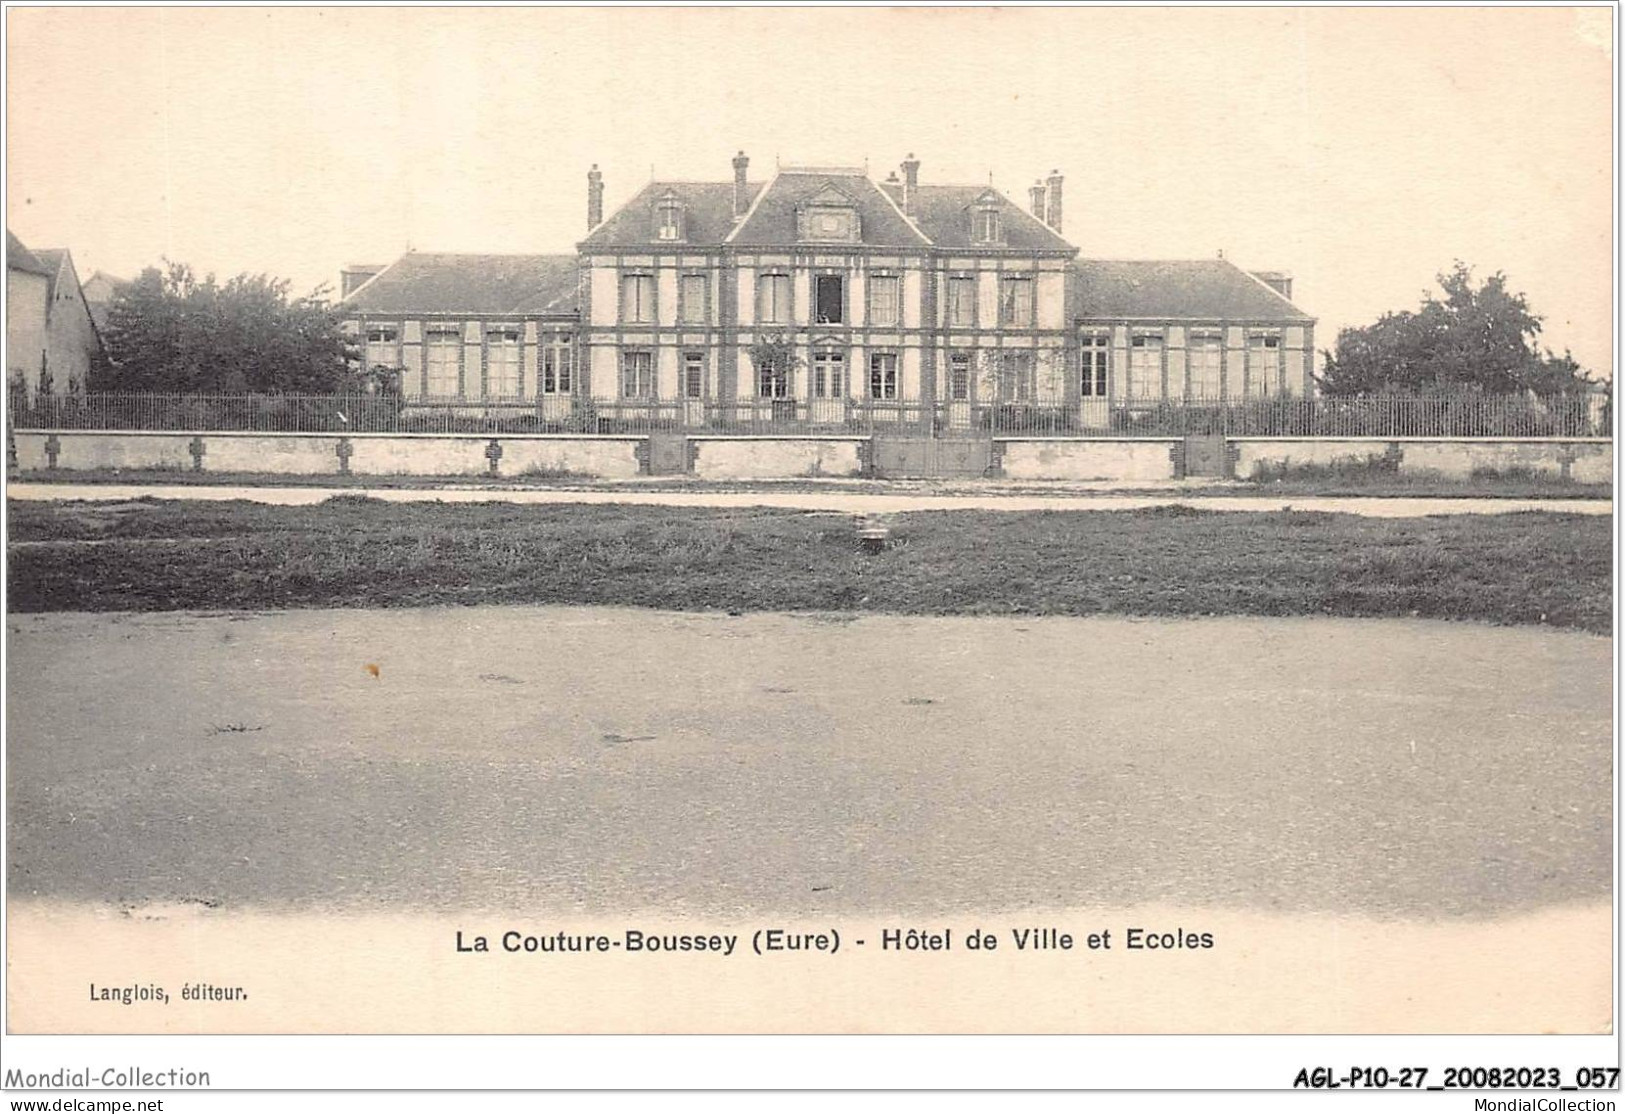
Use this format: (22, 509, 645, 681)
(1252, 271, 1294, 301)
(587, 164, 604, 230)
(732, 151, 750, 219)
(340, 264, 384, 298)
(900, 153, 920, 216)
(1028, 180, 1047, 219)
(1043, 169, 1063, 233)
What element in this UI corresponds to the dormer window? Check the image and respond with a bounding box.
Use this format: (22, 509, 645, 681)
(654, 189, 685, 242)
(970, 190, 1004, 244)
(796, 183, 861, 244)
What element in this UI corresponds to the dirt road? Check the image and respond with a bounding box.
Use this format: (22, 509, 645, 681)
(6, 480, 1613, 517)
(7, 606, 1610, 918)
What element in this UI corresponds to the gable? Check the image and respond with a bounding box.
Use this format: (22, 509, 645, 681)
(802, 182, 860, 207)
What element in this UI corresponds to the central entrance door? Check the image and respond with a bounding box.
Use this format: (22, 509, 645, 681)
(810, 348, 847, 426)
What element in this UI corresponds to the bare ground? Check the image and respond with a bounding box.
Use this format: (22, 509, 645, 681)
(7, 607, 1610, 919)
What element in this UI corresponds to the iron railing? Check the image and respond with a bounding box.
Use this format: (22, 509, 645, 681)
(8, 390, 1612, 439)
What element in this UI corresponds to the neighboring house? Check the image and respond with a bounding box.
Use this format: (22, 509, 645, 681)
(7, 232, 52, 393)
(339, 152, 1314, 424)
(6, 230, 104, 395)
(80, 270, 127, 335)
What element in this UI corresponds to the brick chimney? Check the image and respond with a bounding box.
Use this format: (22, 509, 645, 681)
(587, 164, 604, 230)
(1043, 170, 1063, 233)
(900, 153, 920, 216)
(1028, 180, 1046, 219)
(1251, 270, 1294, 301)
(732, 151, 750, 219)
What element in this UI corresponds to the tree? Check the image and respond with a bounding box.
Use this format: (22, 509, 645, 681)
(746, 331, 804, 399)
(94, 261, 354, 393)
(1319, 262, 1594, 396)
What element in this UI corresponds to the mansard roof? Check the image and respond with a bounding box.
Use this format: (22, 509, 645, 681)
(1073, 258, 1313, 322)
(579, 169, 1081, 254)
(730, 170, 929, 248)
(581, 182, 763, 250)
(880, 183, 1076, 253)
(341, 252, 579, 316)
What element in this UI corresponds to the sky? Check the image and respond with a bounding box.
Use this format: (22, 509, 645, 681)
(6, 6, 1615, 376)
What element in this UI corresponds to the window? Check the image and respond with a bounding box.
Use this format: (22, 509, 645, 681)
(621, 274, 655, 324)
(813, 350, 846, 398)
(1000, 350, 1034, 401)
(621, 349, 654, 399)
(868, 352, 898, 399)
(947, 275, 977, 327)
(999, 276, 1034, 327)
(948, 351, 972, 401)
(680, 273, 707, 325)
(683, 351, 705, 399)
(425, 326, 461, 397)
(485, 326, 521, 398)
(541, 332, 573, 394)
(804, 209, 856, 242)
(1079, 333, 1109, 397)
(757, 352, 790, 399)
(868, 274, 900, 327)
(758, 273, 791, 324)
(655, 194, 683, 241)
(815, 275, 844, 324)
(364, 324, 399, 369)
(1129, 333, 1163, 399)
(1187, 330, 1222, 399)
(972, 203, 1002, 244)
(1248, 331, 1282, 397)
(796, 193, 860, 243)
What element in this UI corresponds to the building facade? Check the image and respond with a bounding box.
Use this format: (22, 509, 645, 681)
(340, 153, 1314, 428)
(339, 253, 580, 417)
(7, 231, 104, 396)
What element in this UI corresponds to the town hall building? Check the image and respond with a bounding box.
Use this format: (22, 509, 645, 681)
(339, 152, 1314, 429)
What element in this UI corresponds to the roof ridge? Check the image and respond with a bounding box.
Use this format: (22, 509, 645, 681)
(1077, 257, 1237, 264)
(869, 172, 934, 247)
(337, 255, 405, 305)
(722, 169, 783, 245)
(405, 249, 577, 259)
(1223, 256, 1305, 310)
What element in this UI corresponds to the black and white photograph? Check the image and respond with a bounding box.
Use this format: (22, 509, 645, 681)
(2, 3, 1615, 1097)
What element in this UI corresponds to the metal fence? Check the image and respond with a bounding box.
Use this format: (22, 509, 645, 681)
(8, 390, 1611, 438)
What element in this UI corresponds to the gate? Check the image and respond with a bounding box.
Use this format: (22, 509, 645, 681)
(646, 431, 687, 475)
(871, 433, 992, 479)
(1182, 434, 1228, 478)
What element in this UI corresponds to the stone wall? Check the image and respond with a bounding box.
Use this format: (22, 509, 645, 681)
(1232, 438, 1612, 483)
(996, 438, 1180, 481)
(690, 436, 865, 480)
(11, 431, 642, 480)
(12, 429, 1612, 484)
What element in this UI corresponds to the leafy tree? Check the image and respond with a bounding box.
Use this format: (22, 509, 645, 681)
(94, 261, 355, 393)
(746, 331, 803, 398)
(1319, 262, 1594, 396)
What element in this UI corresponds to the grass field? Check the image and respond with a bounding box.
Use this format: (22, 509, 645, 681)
(8, 466, 1612, 499)
(7, 497, 1611, 632)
